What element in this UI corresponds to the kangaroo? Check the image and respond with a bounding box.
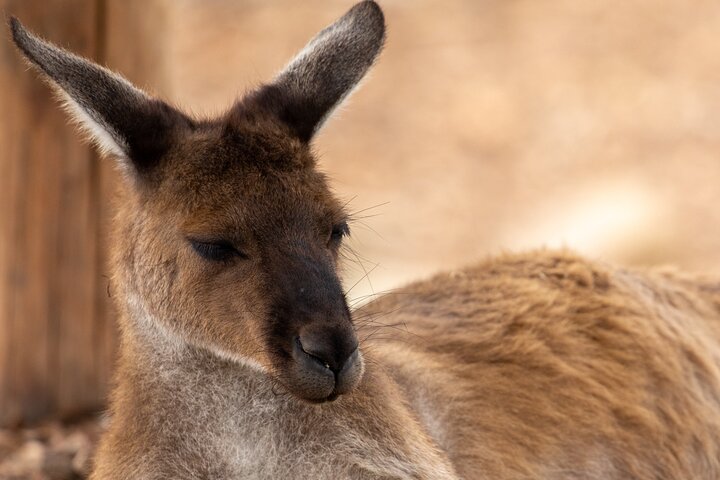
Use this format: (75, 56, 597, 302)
(10, 1, 720, 479)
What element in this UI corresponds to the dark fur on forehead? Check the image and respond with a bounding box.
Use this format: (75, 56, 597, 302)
(222, 102, 314, 171)
(200, 120, 313, 176)
(152, 119, 319, 208)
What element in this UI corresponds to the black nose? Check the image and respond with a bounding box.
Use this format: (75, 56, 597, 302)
(297, 330, 358, 373)
(290, 327, 363, 400)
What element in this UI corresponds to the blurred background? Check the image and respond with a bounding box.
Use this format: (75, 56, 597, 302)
(3, 0, 720, 477)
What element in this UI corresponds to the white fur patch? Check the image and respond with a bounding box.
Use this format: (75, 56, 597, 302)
(127, 292, 184, 351)
(126, 292, 268, 374)
(205, 343, 268, 374)
(60, 92, 127, 158)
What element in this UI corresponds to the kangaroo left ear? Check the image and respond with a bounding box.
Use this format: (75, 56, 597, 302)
(247, 1, 386, 142)
(9, 17, 194, 176)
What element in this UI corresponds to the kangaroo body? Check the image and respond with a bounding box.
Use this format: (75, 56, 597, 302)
(10, 2, 720, 479)
(362, 251, 720, 479)
(92, 250, 720, 479)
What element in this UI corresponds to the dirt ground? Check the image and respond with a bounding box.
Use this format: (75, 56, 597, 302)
(5, 0, 720, 477)
(0, 418, 102, 480)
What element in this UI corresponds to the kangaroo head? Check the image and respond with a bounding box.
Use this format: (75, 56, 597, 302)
(10, 1, 385, 403)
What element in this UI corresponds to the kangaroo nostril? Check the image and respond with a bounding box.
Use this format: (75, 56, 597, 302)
(296, 336, 331, 370)
(296, 330, 358, 374)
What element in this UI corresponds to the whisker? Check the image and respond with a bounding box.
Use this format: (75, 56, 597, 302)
(349, 220, 386, 241)
(348, 201, 390, 218)
(345, 262, 380, 296)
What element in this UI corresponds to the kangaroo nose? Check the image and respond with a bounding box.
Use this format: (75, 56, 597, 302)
(291, 326, 363, 399)
(297, 330, 358, 373)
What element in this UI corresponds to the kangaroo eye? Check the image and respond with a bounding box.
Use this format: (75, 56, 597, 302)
(189, 239, 244, 262)
(329, 222, 349, 244)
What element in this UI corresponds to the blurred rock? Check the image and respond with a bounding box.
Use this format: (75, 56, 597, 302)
(0, 417, 102, 480)
(42, 451, 75, 480)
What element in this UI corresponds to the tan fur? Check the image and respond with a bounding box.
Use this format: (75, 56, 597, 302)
(357, 251, 720, 478)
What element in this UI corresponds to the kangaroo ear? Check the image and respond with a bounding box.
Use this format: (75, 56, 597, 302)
(9, 17, 192, 175)
(249, 0, 386, 142)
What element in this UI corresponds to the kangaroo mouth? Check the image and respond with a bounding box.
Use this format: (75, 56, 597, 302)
(272, 336, 364, 403)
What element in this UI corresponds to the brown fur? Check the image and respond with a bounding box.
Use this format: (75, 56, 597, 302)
(10, 2, 720, 478)
(358, 251, 720, 478)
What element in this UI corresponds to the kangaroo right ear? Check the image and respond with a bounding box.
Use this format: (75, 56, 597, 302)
(9, 17, 193, 175)
(246, 0, 386, 142)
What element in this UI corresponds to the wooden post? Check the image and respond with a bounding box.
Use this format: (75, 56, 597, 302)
(0, 0, 116, 426)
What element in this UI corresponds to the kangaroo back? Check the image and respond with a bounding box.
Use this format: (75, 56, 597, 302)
(358, 250, 720, 478)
